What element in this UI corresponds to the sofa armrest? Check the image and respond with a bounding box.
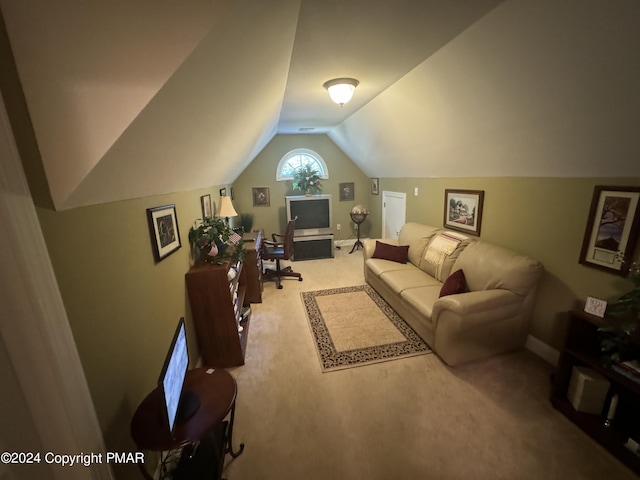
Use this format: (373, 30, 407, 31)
(432, 289, 522, 331)
(363, 238, 398, 260)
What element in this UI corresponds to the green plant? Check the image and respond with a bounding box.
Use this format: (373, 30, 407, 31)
(292, 164, 322, 195)
(238, 213, 254, 233)
(188, 216, 245, 264)
(599, 255, 640, 365)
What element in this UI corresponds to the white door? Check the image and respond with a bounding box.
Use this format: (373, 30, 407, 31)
(382, 191, 406, 239)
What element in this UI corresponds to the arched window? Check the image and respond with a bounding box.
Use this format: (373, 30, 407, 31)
(276, 148, 329, 181)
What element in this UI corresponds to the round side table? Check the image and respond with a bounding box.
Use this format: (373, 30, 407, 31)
(131, 368, 244, 479)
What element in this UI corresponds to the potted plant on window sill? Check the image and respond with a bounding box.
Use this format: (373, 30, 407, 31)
(292, 164, 322, 196)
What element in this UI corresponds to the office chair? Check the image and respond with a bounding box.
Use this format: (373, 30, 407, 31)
(261, 218, 303, 289)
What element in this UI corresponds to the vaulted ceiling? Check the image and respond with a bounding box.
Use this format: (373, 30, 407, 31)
(1, 0, 639, 210)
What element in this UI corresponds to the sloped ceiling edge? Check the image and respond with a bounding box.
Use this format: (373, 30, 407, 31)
(330, 1, 640, 179)
(63, 0, 301, 209)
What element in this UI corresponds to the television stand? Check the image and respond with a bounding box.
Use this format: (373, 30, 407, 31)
(131, 368, 244, 480)
(293, 233, 334, 260)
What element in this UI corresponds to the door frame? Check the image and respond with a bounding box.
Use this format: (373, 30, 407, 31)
(381, 190, 407, 239)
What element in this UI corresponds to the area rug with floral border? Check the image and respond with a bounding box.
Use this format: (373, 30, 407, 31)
(301, 285, 432, 372)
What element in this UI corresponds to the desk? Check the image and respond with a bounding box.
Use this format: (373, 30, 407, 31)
(242, 230, 263, 303)
(131, 368, 244, 479)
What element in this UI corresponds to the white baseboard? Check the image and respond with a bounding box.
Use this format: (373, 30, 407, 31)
(334, 238, 356, 248)
(335, 237, 371, 248)
(525, 335, 560, 366)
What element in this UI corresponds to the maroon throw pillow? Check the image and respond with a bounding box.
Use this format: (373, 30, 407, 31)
(439, 269, 467, 297)
(372, 241, 410, 264)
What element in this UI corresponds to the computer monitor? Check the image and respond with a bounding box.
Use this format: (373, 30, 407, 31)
(157, 318, 200, 433)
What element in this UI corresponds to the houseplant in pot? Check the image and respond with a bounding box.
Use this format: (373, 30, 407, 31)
(292, 164, 322, 196)
(188, 216, 245, 264)
(599, 256, 640, 365)
(238, 213, 254, 234)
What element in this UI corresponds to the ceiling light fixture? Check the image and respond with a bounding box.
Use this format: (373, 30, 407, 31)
(322, 78, 359, 106)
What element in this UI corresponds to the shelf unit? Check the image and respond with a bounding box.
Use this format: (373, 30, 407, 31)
(552, 310, 640, 474)
(185, 259, 251, 368)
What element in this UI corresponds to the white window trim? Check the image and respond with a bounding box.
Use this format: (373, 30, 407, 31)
(276, 148, 329, 181)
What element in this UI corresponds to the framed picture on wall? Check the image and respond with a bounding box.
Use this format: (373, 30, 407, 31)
(146, 204, 181, 263)
(444, 189, 484, 236)
(252, 187, 270, 206)
(200, 194, 212, 218)
(579, 185, 640, 275)
(219, 187, 227, 197)
(371, 178, 379, 195)
(340, 182, 355, 201)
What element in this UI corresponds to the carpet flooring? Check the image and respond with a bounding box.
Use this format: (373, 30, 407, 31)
(223, 246, 637, 480)
(301, 285, 431, 371)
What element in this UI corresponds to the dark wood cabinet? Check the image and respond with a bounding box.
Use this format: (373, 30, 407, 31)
(552, 310, 640, 474)
(186, 253, 259, 368)
(242, 230, 263, 304)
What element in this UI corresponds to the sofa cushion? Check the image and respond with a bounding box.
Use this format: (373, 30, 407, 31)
(419, 231, 472, 281)
(439, 269, 467, 297)
(398, 223, 441, 267)
(365, 258, 416, 278)
(372, 241, 409, 264)
(379, 269, 442, 295)
(401, 285, 442, 320)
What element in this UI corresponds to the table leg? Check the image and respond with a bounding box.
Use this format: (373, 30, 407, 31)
(226, 400, 245, 458)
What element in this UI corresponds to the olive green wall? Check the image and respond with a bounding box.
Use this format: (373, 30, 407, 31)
(370, 177, 640, 350)
(36, 186, 230, 479)
(231, 134, 372, 243)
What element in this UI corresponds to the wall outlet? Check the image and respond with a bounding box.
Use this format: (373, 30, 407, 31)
(337, 223, 341, 230)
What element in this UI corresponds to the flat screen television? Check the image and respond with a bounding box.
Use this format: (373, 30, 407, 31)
(158, 318, 200, 434)
(285, 194, 333, 237)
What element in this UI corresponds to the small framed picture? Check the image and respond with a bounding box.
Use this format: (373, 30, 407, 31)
(584, 296, 607, 318)
(200, 194, 212, 218)
(146, 204, 181, 263)
(579, 186, 640, 276)
(219, 187, 227, 197)
(444, 189, 485, 236)
(230, 187, 235, 200)
(252, 187, 270, 206)
(340, 182, 355, 201)
(371, 178, 379, 195)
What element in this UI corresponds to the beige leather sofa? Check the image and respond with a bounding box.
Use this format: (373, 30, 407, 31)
(363, 223, 543, 365)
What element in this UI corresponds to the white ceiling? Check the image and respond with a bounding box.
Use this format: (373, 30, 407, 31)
(1, 0, 639, 210)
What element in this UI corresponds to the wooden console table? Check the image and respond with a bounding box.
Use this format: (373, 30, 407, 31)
(130, 368, 244, 479)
